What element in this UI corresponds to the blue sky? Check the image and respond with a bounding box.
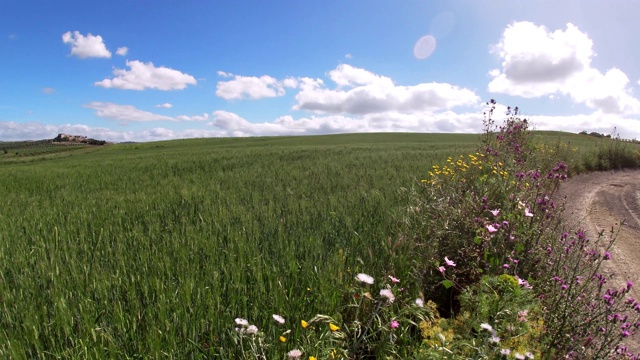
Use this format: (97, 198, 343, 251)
(2, 1, 640, 142)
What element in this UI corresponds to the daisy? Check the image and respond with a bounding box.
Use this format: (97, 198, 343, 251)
(287, 349, 303, 359)
(380, 288, 395, 303)
(356, 273, 374, 285)
(272, 314, 285, 325)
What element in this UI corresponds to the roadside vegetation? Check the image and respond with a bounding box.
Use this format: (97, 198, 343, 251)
(1, 103, 639, 358)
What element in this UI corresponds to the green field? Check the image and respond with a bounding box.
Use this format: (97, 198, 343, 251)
(0, 131, 623, 358)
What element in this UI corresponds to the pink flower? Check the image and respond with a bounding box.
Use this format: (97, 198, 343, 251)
(518, 310, 528, 322)
(486, 224, 498, 233)
(388, 275, 400, 283)
(438, 266, 446, 274)
(444, 256, 456, 267)
(524, 208, 534, 217)
(490, 209, 500, 216)
(390, 320, 399, 329)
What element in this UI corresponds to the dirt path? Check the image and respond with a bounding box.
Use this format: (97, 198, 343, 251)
(559, 170, 640, 353)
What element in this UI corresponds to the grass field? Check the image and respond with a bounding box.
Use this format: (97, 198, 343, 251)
(0, 131, 631, 358)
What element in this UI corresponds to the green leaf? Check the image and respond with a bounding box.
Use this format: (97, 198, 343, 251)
(442, 280, 454, 289)
(473, 236, 482, 245)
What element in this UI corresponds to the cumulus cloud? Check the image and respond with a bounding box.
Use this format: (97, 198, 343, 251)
(488, 21, 640, 114)
(155, 103, 173, 108)
(116, 46, 128, 56)
(62, 31, 112, 59)
(294, 64, 479, 114)
(216, 74, 298, 100)
(95, 60, 197, 90)
(207, 109, 485, 137)
(83, 102, 208, 125)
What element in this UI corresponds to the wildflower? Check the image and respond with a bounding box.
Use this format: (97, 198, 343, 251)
(524, 208, 534, 217)
(438, 266, 446, 274)
(603, 252, 611, 260)
(356, 273, 374, 285)
(309, 357, 317, 360)
(301, 320, 309, 328)
(279, 335, 286, 342)
(415, 298, 424, 307)
(627, 281, 634, 290)
(501, 349, 511, 356)
(235, 318, 249, 326)
(486, 224, 498, 233)
(380, 288, 395, 303)
(480, 323, 494, 332)
(246, 325, 258, 335)
(525, 352, 534, 359)
(388, 275, 400, 283)
(515, 353, 525, 360)
(489, 335, 501, 344)
(390, 320, 400, 329)
(272, 314, 285, 325)
(287, 349, 303, 359)
(490, 209, 500, 216)
(329, 323, 340, 332)
(444, 256, 456, 267)
(518, 310, 528, 322)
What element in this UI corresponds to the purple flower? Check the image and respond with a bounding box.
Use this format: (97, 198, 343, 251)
(627, 281, 634, 290)
(604, 252, 611, 260)
(390, 320, 399, 329)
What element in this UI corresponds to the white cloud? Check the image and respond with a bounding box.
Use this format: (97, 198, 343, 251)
(155, 103, 173, 108)
(42, 87, 55, 94)
(216, 74, 297, 100)
(116, 46, 128, 56)
(84, 102, 208, 124)
(62, 31, 111, 59)
(217, 70, 234, 78)
(95, 60, 197, 90)
(176, 113, 209, 121)
(0, 121, 226, 142)
(294, 64, 479, 114)
(207, 109, 485, 137)
(345, 53, 353, 59)
(328, 64, 394, 88)
(488, 21, 640, 114)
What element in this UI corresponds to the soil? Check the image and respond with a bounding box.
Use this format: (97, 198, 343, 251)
(558, 169, 640, 353)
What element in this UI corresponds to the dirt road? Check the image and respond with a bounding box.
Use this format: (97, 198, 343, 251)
(559, 170, 640, 353)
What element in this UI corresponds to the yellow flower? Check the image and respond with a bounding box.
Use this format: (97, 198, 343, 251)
(309, 357, 317, 360)
(329, 323, 340, 332)
(279, 336, 286, 342)
(301, 320, 309, 328)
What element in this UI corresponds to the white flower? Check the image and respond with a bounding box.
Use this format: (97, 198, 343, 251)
(525, 352, 534, 359)
(480, 323, 494, 332)
(272, 314, 285, 325)
(246, 325, 258, 335)
(489, 335, 501, 343)
(415, 298, 424, 307)
(501, 349, 511, 355)
(379, 288, 395, 303)
(287, 349, 303, 359)
(515, 353, 525, 360)
(235, 318, 248, 326)
(356, 273, 374, 285)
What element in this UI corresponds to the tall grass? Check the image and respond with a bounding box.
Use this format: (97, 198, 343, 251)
(0, 133, 478, 358)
